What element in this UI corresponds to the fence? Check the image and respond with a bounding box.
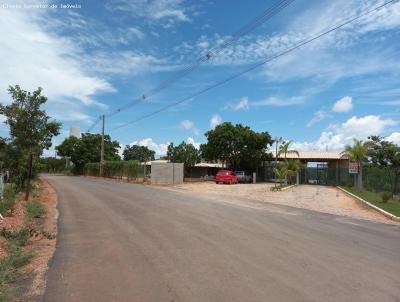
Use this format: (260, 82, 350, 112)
(257, 162, 399, 192)
(84, 160, 146, 180)
(363, 166, 399, 193)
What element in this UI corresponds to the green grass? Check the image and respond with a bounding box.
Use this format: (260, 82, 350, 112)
(344, 187, 400, 217)
(25, 201, 46, 219)
(0, 184, 17, 216)
(0, 229, 33, 301)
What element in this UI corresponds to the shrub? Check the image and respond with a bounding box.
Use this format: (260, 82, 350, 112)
(381, 192, 391, 203)
(0, 228, 33, 301)
(25, 201, 46, 219)
(0, 184, 17, 216)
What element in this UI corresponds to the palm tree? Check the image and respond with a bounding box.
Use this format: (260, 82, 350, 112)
(278, 140, 300, 160)
(286, 159, 302, 184)
(277, 141, 300, 184)
(341, 139, 369, 191)
(273, 165, 287, 186)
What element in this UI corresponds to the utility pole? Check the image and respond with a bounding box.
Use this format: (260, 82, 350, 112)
(275, 136, 282, 164)
(100, 114, 105, 177)
(274, 136, 282, 188)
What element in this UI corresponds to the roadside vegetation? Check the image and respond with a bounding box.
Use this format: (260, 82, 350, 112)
(0, 85, 60, 300)
(340, 136, 400, 217)
(0, 184, 17, 217)
(0, 229, 33, 302)
(344, 186, 400, 217)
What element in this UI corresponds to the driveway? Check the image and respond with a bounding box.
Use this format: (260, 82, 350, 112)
(42, 175, 400, 302)
(167, 182, 397, 224)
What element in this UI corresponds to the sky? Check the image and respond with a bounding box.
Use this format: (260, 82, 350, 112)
(0, 0, 399, 157)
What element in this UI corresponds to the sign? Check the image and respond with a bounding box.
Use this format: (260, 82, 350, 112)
(349, 162, 359, 174)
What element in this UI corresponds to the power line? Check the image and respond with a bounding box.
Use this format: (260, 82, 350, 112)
(109, 0, 397, 132)
(86, 115, 102, 133)
(86, 0, 296, 131)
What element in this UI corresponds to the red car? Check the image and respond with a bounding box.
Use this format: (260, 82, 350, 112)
(215, 170, 238, 184)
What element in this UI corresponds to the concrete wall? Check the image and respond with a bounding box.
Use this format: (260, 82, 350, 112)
(151, 162, 184, 184)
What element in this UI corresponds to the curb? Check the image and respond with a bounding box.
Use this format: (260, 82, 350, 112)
(337, 186, 400, 222)
(281, 184, 297, 191)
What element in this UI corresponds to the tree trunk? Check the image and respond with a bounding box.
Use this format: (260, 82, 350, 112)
(25, 152, 33, 201)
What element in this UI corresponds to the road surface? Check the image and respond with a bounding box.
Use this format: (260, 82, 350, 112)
(42, 175, 400, 302)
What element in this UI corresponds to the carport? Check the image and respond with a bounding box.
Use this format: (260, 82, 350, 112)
(272, 151, 350, 185)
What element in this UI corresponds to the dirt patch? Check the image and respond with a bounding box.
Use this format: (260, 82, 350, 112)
(164, 182, 399, 224)
(0, 193, 28, 261)
(16, 178, 58, 301)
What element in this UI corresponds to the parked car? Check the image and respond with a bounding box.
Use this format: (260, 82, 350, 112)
(215, 170, 238, 184)
(234, 171, 252, 183)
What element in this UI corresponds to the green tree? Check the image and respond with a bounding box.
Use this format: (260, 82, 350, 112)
(278, 140, 299, 159)
(0, 85, 61, 198)
(285, 159, 302, 184)
(367, 136, 400, 195)
(341, 139, 369, 191)
(56, 133, 120, 172)
(167, 142, 201, 168)
(200, 122, 272, 170)
(123, 145, 155, 162)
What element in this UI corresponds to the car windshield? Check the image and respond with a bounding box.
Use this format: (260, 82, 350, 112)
(217, 171, 230, 175)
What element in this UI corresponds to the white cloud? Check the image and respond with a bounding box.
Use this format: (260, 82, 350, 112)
(85, 50, 176, 75)
(386, 132, 400, 145)
(210, 114, 222, 129)
(224, 97, 249, 111)
(186, 137, 200, 149)
(106, 0, 191, 26)
(0, 8, 113, 111)
(307, 110, 330, 128)
(130, 138, 169, 156)
(176, 1, 400, 89)
(332, 96, 353, 112)
(180, 119, 199, 135)
(253, 96, 304, 107)
(293, 115, 398, 151)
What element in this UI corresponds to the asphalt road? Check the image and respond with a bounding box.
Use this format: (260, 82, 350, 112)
(42, 175, 400, 302)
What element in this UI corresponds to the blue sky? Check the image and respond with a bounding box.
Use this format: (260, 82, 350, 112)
(0, 0, 399, 156)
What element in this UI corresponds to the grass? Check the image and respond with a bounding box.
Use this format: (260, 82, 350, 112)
(0, 184, 17, 216)
(344, 187, 400, 217)
(25, 201, 46, 219)
(0, 229, 33, 302)
(270, 183, 294, 191)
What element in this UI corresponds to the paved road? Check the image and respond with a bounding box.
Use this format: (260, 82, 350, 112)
(42, 175, 400, 302)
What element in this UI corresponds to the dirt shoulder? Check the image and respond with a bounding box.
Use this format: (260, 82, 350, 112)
(162, 182, 399, 225)
(19, 177, 58, 301)
(0, 177, 58, 301)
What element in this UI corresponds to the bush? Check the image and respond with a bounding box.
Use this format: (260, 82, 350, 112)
(0, 184, 17, 216)
(84, 160, 143, 180)
(0, 228, 33, 301)
(25, 201, 46, 218)
(381, 192, 391, 203)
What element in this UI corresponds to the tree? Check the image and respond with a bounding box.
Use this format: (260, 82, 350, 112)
(341, 139, 369, 191)
(0, 85, 61, 198)
(200, 122, 272, 170)
(123, 145, 155, 162)
(367, 136, 400, 195)
(56, 133, 120, 172)
(285, 159, 302, 184)
(167, 142, 201, 168)
(278, 140, 299, 159)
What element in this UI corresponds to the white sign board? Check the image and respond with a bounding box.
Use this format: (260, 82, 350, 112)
(349, 162, 359, 174)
